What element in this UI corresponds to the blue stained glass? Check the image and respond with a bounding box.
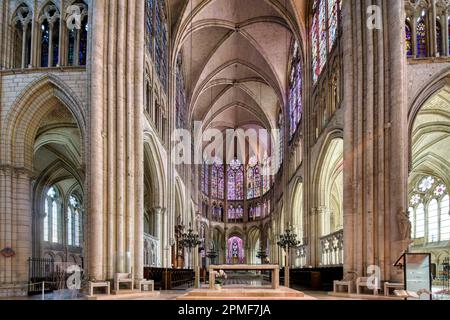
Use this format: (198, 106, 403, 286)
(406, 21, 412, 56)
(41, 22, 50, 67)
(417, 18, 427, 58)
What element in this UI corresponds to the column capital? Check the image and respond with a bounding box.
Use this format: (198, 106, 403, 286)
(152, 207, 166, 215)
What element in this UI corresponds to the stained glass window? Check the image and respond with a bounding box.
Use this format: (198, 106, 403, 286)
(212, 205, 223, 222)
(227, 236, 244, 264)
(319, 1, 327, 72)
(441, 195, 450, 241)
(289, 42, 303, 138)
(41, 22, 50, 67)
(176, 55, 187, 129)
(227, 205, 243, 223)
(227, 159, 244, 201)
(417, 18, 427, 58)
(249, 204, 262, 221)
(44, 198, 49, 242)
(79, 16, 88, 66)
(410, 176, 449, 242)
(311, 0, 340, 84)
(436, 20, 443, 56)
(328, 0, 339, 50)
(428, 199, 439, 243)
(406, 21, 412, 56)
(146, 0, 154, 56)
(44, 187, 60, 244)
(51, 20, 60, 67)
(415, 203, 425, 238)
(201, 162, 209, 195)
(261, 154, 271, 194)
(247, 156, 261, 200)
(67, 29, 75, 66)
(148, 0, 168, 91)
(278, 112, 284, 167)
(68, 195, 82, 247)
(68, 207, 73, 245)
(211, 161, 224, 199)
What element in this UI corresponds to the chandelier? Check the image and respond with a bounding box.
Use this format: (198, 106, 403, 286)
(180, 223, 201, 252)
(277, 228, 300, 251)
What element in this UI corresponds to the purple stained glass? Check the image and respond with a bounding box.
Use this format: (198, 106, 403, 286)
(289, 43, 303, 138)
(227, 159, 244, 201)
(312, 13, 319, 83)
(227, 236, 244, 264)
(247, 157, 261, 199)
(201, 162, 209, 195)
(211, 163, 224, 199)
(319, 0, 327, 71)
(328, 0, 339, 50)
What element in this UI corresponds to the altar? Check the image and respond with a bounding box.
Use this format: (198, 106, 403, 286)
(208, 264, 280, 290)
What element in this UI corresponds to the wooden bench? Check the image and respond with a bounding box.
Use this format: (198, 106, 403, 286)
(356, 277, 379, 295)
(139, 279, 155, 292)
(89, 281, 110, 296)
(114, 273, 134, 293)
(384, 282, 404, 296)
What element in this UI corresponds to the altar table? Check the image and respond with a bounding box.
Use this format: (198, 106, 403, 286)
(208, 264, 280, 290)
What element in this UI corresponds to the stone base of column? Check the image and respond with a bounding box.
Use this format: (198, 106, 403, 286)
(0, 283, 28, 297)
(194, 266, 200, 289)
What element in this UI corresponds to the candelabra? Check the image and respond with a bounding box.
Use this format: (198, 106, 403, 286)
(277, 228, 300, 250)
(180, 223, 201, 256)
(277, 227, 300, 288)
(180, 223, 201, 288)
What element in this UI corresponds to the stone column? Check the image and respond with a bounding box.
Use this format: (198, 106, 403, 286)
(21, 25, 28, 69)
(88, 0, 145, 281)
(342, 0, 408, 281)
(412, 15, 418, 58)
(444, 14, 449, 56)
(431, 0, 438, 56)
(307, 208, 319, 267)
(0, 167, 32, 295)
(48, 22, 54, 67)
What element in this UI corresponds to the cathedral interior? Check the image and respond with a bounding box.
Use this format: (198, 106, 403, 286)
(0, 0, 449, 301)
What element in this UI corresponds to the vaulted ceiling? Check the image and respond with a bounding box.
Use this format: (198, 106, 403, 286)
(167, 0, 308, 133)
(411, 86, 450, 185)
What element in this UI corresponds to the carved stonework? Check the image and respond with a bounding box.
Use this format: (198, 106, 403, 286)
(397, 208, 412, 241)
(0, 247, 15, 258)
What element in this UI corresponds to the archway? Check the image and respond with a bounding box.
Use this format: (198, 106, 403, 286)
(314, 137, 344, 266)
(247, 227, 261, 265)
(409, 85, 450, 283)
(32, 94, 84, 265)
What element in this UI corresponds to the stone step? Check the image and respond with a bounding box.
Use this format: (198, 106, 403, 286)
(177, 286, 309, 300)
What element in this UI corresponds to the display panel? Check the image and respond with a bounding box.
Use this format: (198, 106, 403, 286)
(404, 253, 432, 300)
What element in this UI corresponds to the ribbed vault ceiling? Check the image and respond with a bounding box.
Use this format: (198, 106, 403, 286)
(168, 0, 307, 133)
(411, 86, 450, 183)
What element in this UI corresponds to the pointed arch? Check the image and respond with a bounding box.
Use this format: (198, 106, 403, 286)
(1, 74, 86, 169)
(144, 131, 167, 207)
